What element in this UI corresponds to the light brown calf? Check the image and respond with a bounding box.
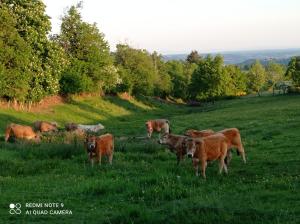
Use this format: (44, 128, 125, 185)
(158, 133, 187, 165)
(33, 121, 58, 132)
(184, 133, 229, 178)
(5, 123, 40, 142)
(145, 119, 170, 138)
(85, 133, 114, 165)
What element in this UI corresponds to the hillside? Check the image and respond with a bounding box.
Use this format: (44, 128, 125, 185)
(163, 48, 300, 65)
(0, 95, 299, 223)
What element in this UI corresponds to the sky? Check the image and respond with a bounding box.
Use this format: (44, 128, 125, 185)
(43, 0, 300, 54)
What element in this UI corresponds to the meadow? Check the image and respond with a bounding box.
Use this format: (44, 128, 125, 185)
(0, 94, 299, 223)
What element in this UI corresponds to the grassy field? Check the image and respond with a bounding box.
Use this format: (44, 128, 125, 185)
(0, 94, 299, 223)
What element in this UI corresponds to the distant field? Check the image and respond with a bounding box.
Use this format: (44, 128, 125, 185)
(0, 95, 299, 223)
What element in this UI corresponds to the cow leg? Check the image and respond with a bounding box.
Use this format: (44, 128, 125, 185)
(239, 144, 246, 163)
(201, 159, 206, 179)
(193, 159, 199, 176)
(223, 163, 228, 174)
(176, 152, 182, 165)
(91, 159, 94, 167)
(98, 154, 102, 165)
(219, 159, 224, 174)
(225, 150, 232, 166)
(109, 153, 113, 165)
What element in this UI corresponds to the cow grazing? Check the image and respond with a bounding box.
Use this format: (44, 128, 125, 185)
(33, 121, 58, 132)
(184, 128, 246, 164)
(146, 119, 170, 138)
(85, 133, 114, 165)
(184, 133, 229, 178)
(5, 123, 40, 142)
(158, 133, 187, 165)
(78, 123, 105, 133)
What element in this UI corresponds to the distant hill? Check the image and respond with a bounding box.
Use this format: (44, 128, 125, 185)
(163, 48, 300, 65)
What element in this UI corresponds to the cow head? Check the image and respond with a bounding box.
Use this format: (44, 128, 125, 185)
(145, 121, 153, 138)
(34, 134, 41, 143)
(85, 136, 97, 155)
(158, 133, 169, 144)
(185, 138, 199, 158)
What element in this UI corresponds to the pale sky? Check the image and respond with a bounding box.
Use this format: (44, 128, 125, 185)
(43, 0, 300, 54)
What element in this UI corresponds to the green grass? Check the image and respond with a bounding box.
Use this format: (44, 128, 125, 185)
(0, 95, 299, 223)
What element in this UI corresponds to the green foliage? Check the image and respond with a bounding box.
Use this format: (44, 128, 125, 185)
(186, 50, 202, 64)
(58, 5, 116, 94)
(223, 65, 247, 96)
(266, 62, 285, 94)
(189, 55, 225, 100)
(165, 60, 196, 100)
(0, 4, 31, 101)
(151, 52, 172, 98)
(285, 56, 300, 87)
(115, 44, 157, 95)
(247, 60, 266, 95)
(0, 0, 67, 102)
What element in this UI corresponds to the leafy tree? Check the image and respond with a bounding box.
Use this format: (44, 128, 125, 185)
(59, 4, 117, 94)
(189, 55, 225, 100)
(247, 60, 266, 96)
(0, 4, 31, 101)
(114, 44, 156, 95)
(285, 56, 300, 87)
(266, 62, 285, 95)
(186, 50, 202, 64)
(151, 52, 172, 98)
(223, 65, 247, 96)
(2, 0, 67, 101)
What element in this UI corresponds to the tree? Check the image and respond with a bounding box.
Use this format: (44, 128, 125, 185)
(0, 4, 32, 102)
(2, 0, 67, 101)
(151, 52, 172, 98)
(59, 4, 117, 94)
(114, 44, 156, 96)
(223, 65, 247, 96)
(266, 62, 285, 95)
(186, 50, 202, 64)
(189, 55, 225, 100)
(285, 56, 300, 87)
(247, 60, 266, 96)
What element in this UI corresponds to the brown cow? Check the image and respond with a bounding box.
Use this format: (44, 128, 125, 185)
(185, 129, 214, 138)
(85, 133, 114, 166)
(158, 133, 187, 165)
(33, 121, 58, 132)
(145, 119, 170, 138)
(184, 128, 246, 164)
(184, 133, 229, 178)
(5, 123, 40, 142)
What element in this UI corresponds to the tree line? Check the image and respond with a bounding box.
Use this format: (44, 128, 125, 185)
(1, 1, 300, 103)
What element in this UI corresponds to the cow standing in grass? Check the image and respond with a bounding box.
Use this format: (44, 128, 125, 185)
(184, 133, 229, 178)
(145, 119, 170, 138)
(85, 133, 114, 166)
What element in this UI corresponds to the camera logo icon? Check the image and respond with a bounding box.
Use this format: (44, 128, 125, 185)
(9, 203, 21, 215)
